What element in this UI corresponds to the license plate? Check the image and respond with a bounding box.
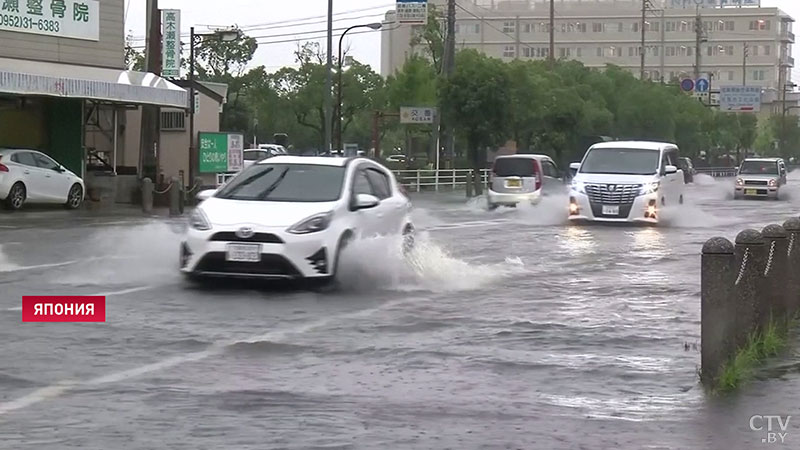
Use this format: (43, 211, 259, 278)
(226, 243, 261, 262)
(602, 205, 620, 215)
(745, 189, 758, 195)
(505, 179, 522, 188)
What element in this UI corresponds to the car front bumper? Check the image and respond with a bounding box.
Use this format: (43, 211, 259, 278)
(735, 186, 779, 198)
(487, 189, 542, 206)
(568, 191, 659, 224)
(180, 227, 339, 279)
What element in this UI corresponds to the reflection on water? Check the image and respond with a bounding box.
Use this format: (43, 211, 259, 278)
(629, 228, 669, 258)
(558, 227, 597, 256)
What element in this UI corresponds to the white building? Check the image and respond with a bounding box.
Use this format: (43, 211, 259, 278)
(381, 0, 794, 94)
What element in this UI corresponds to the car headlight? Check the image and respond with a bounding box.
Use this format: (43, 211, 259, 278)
(769, 179, 777, 187)
(189, 208, 212, 231)
(736, 178, 744, 186)
(640, 182, 660, 195)
(288, 212, 333, 234)
(571, 180, 586, 194)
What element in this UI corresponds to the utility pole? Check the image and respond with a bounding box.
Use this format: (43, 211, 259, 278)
(549, 0, 555, 65)
(139, 0, 161, 183)
(742, 42, 748, 85)
(324, 0, 333, 154)
(443, 0, 456, 166)
(640, 0, 647, 79)
(694, 6, 703, 80)
(659, 10, 665, 83)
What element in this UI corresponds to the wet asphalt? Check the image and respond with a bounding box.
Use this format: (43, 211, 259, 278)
(1, 174, 800, 449)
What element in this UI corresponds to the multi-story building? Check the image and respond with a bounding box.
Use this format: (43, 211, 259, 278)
(381, 0, 794, 94)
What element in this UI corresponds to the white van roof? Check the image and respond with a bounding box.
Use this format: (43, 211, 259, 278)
(590, 141, 676, 151)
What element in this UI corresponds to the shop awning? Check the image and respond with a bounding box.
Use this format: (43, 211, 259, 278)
(0, 57, 188, 109)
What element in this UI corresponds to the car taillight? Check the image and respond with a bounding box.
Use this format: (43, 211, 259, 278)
(534, 160, 542, 190)
(0, 156, 7, 172)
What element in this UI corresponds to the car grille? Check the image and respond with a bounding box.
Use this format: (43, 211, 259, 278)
(585, 184, 640, 205)
(209, 232, 284, 244)
(195, 252, 302, 277)
(743, 180, 769, 186)
(590, 203, 635, 218)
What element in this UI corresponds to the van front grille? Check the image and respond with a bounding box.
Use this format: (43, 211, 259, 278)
(585, 184, 640, 205)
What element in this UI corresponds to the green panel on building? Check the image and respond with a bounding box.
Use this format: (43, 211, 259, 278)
(46, 98, 83, 175)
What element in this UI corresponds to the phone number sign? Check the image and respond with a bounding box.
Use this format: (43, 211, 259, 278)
(199, 132, 244, 173)
(0, 0, 99, 41)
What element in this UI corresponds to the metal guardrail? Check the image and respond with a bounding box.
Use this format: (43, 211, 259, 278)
(393, 169, 492, 192)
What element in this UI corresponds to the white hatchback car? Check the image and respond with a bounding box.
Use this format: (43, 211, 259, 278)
(0, 148, 85, 211)
(180, 156, 415, 285)
(568, 141, 685, 224)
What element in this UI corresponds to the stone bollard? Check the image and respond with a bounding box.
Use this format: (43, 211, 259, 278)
(141, 177, 154, 214)
(762, 224, 789, 328)
(701, 236, 737, 385)
(734, 229, 767, 349)
(783, 217, 800, 319)
(466, 171, 474, 198)
(169, 176, 181, 216)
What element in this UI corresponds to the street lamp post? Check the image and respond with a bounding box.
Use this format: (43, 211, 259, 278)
(336, 23, 382, 153)
(188, 27, 241, 187)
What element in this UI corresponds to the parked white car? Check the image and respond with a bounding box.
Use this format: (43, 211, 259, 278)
(568, 141, 685, 224)
(242, 145, 288, 169)
(180, 156, 415, 286)
(0, 148, 85, 211)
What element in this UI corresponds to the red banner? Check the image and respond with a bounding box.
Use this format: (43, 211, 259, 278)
(21, 296, 106, 322)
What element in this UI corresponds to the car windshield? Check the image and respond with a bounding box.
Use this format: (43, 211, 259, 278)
(580, 148, 661, 175)
(739, 161, 778, 175)
(215, 163, 345, 202)
(494, 158, 537, 177)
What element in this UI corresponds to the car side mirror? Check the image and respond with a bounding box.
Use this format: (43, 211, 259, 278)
(53, 165, 65, 173)
(353, 193, 379, 210)
(196, 189, 217, 201)
(569, 162, 581, 171)
(665, 165, 679, 175)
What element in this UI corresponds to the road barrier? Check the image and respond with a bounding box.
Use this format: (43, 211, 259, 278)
(393, 169, 491, 192)
(701, 219, 800, 386)
(695, 167, 738, 177)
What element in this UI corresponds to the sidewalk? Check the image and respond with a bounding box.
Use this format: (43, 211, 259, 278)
(0, 204, 186, 229)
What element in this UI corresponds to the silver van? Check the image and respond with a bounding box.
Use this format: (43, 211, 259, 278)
(487, 154, 563, 209)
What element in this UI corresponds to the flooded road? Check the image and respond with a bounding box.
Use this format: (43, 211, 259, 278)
(1, 174, 799, 449)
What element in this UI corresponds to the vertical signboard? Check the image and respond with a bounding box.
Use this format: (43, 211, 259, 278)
(199, 132, 244, 173)
(719, 86, 762, 112)
(161, 9, 181, 78)
(396, 0, 427, 25)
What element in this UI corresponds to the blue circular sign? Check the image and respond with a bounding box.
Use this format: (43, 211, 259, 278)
(680, 78, 695, 92)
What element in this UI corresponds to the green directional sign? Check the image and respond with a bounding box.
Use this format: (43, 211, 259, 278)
(198, 132, 243, 173)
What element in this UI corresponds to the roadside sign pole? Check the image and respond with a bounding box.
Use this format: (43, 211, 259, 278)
(435, 109, 440, 192)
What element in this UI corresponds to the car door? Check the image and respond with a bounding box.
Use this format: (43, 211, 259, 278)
(32, 152, 71, 202)
(779, 161, 787, 185)
(349, 168, 381, 238)
(663, 148, 683, 204)
(540, 159, 561, 195)
(364, 166, 404, 235)
(10, 151, 47, 201)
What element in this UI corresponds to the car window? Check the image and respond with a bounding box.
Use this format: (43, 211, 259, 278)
(365, 168, 391, 199)
(740, 161, 779, 175)
(243, 151, 261, 161)
(352, 170, 375, 196)
(33, 153, 59, 170)
(581, 148, 660, 175)
(11, 152, 38, 167)
(542, 160, 559, 178)
(493, 158, 537, 177)
(214, 164, 346, 202)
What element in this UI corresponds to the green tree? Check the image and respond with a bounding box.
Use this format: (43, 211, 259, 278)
(408, 4, 445, 74)
(124, 32, 145, 71)
(440, 50, 511, 195)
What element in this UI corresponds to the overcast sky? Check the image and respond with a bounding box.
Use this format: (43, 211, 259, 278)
(124, 0, 800, 77)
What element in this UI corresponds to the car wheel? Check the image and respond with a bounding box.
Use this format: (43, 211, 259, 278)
(402, 224, 416, 255)
(4, 182, 26, 211)
(312, 232, 353, 292)
(65, 184, 83, 209)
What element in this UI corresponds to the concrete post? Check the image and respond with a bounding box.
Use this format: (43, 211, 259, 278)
(178, 177, 186, 215)
(701, 236, 737, 385)
(169, 176, 181, 216)
(734, 229, 766, 349)
(141, 177, 154, 214)
(466, 171, 474, 198)
(783, 217, 800, 319)
(762, 224, 789, 327)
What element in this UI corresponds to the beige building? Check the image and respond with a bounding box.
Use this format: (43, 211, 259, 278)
(382, 0, 794, 94)
(123, 81, 227, 190)
(0, 0, 187, 204)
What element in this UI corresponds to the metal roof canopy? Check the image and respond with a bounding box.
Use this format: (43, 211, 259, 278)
(0, 57, 188, 109)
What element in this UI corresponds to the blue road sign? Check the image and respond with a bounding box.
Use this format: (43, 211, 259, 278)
(680, 78, 695, 92)
(696, 78, 709, 93)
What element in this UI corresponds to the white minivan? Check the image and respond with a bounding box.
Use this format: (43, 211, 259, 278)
(568, 141, 684, 224)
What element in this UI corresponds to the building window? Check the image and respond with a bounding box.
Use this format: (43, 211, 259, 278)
(524, 23, 532, 33)
(753, 70, 765, 81)
(666, 21, 676, 32)
(680, 21, 690, 32)
(728, 71, 735, 81)
(559, 47, 572, 58)
(523, 47, 531, 58)
(597, 47, 603, 57)
(617, 22, 624, 32)
(667, 46, 677, 57)
(750, 19, 770, 31)
(503, 21, 515, 33)
(629, 47, 635, 57)
(577, 22, 587, 33)
(576, 47, 582, 57)
(592, 22, 603, 32)
(724, 21, 735, 31)
(455, 24, 460, 34)
(632, 22, 639, 33)
(503, 45, 516, 58)
(160, 111, 186, 131)
(764, 45, 771, 56)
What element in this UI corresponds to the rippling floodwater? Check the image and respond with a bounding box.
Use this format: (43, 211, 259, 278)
(1, 175, 800, 449)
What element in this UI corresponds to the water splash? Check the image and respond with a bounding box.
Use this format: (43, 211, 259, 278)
(336, 232, 527, 293)
(0, 245, 20, 272)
